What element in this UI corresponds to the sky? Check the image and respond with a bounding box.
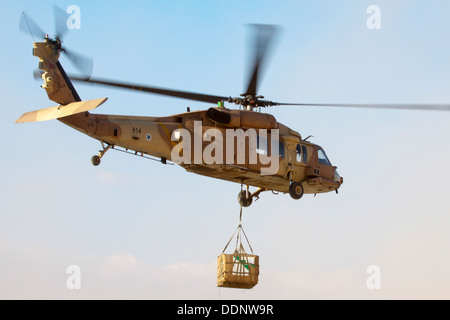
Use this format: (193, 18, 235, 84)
(1, 0, 449, 299)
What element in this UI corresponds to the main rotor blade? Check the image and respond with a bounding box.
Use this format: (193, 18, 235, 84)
(273, 102, 450, 111)
(19, 12, 45, 40)
(70, 76, 229, 104)
(243, 24, 279, 97)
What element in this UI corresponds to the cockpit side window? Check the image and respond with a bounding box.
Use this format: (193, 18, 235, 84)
(317, 148, 331, 165)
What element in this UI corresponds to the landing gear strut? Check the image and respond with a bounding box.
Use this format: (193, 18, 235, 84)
(91, 141, 112, 166)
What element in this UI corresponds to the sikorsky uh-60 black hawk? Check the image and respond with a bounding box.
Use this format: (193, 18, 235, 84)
(17, 13, 450, 207)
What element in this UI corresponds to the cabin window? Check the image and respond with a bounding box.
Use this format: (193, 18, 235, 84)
(256, 135, 268, 156)
(296, 144, 302, 162)
(257, 135, 284, 158)
(296, 144, 308, 163)
(279, 140, 285, 158)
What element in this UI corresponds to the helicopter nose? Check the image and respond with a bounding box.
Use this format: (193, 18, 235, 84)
(334, 170, 343, 184)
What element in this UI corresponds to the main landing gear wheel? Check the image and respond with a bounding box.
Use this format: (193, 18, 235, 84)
(289, 182, 304, 200)
(91, 155, 101, 166)
(238, 190, 253, 207)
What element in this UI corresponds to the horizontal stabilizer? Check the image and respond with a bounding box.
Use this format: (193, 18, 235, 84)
(15, 98, 108, 123)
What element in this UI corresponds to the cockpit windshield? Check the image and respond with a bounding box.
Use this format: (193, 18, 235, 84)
(317, 148, 331, 166)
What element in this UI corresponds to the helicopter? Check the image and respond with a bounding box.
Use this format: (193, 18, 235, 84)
(17, 11, 450, 207)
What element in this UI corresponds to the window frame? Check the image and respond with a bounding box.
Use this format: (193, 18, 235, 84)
(295, 143, 308, 164)
(317, 148, 331, 166)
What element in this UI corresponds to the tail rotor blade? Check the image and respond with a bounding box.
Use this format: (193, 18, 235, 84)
(33, 69, 44, 80)
(53, 5, 70, 40)
(63, 48, 93, 78)
(19, 12, 46, 40)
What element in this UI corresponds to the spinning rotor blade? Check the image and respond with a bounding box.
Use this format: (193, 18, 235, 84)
(66, 23, 449, 113)
(272, 102, 450, 111)
(19, 8, 93, 78)
(33, 69, 44, 80)
(244, 24, 279, 97)
(70, 76, 229, 104)
(53, 5, 92, 77)
(19, 12, 45, 40)
(64, 49, 93, 77)
(69, 24, 281, 108)
(53, 5, 70, 40)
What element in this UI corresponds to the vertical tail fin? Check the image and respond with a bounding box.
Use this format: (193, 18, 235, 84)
(33, 38, 81, 105)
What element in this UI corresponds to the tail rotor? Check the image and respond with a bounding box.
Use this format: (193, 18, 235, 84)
(20, 7, 93, 78)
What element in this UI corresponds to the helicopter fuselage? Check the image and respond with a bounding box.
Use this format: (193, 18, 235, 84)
(59, 108, 343, 196)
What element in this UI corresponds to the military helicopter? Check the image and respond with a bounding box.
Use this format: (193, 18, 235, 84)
(17, 10, 450, 207)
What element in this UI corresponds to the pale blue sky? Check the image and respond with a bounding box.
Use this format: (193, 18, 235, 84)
(1, 0, 449, 299)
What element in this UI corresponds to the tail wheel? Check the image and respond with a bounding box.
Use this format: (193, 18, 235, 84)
(238, 190, 253, 207)
(289, 182, 304, 200)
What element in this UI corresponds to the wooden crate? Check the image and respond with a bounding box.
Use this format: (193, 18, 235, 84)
(217, 253, 259, 289)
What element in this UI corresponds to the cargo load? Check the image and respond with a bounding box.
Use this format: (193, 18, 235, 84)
(217, 206, 259, 289)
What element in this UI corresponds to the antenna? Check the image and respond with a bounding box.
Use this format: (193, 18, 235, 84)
(20, 12, 37, 42)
